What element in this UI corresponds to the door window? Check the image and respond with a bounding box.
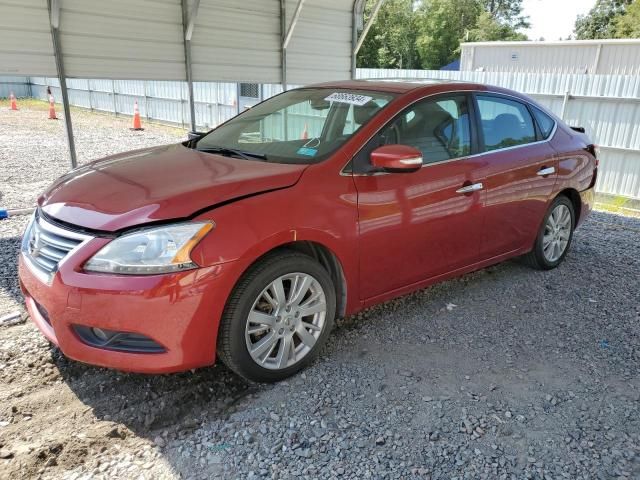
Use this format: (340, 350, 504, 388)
(531, 105, 556, 139)
(476, 95, 536, 151)
(378, 95, 472, 164)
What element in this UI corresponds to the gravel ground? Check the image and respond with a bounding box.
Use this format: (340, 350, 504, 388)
(1, 104, 639, 479)
(0, 99, 185, 210)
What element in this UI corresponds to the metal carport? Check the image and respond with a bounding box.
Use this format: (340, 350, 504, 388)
(0, 0, 382, 167)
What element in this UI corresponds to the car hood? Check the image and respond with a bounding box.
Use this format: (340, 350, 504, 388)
(39, 144, 307, 231)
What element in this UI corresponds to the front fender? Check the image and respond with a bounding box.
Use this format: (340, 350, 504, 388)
(189, 170, 361, 314)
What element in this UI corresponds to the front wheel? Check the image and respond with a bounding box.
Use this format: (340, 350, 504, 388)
(522, 195, 575, 270)
(217, 251, 336, 382)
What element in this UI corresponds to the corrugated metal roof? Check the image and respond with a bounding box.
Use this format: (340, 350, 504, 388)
(0, 0, 56, 76)
(0, 0, 359, 83)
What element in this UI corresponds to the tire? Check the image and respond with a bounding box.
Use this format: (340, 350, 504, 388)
(217, 250, 336, 383)
(522, 195, 575, 270)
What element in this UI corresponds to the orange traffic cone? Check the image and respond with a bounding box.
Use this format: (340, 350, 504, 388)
(9, 92, 18, 110)
(300, 123, 308, 140)
(131, 100, 144, 131)
(48, 95, 58, 120)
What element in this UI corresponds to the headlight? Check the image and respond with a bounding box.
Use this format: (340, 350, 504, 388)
(84, 222, 213, 275)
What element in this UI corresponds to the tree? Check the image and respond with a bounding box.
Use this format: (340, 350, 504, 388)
(614, 0, 640, 38)
(467, 11, 528, 42)
(481, 0, 529, 29)
(574, 0, 633, 39)
(357, 0, 529, 70)
(414, 0, 482, 69)
(357, 0, 420, 69)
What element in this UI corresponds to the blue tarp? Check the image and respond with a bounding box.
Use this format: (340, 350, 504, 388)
(440, 59, 460, 71)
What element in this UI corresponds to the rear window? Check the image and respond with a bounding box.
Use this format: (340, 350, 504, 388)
(531, 106, 556, 139)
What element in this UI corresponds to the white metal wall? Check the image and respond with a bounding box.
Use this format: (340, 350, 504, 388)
(29, 77, 240, 129)
(358, 68, 640, 199)
(0, 76, 31, 97)
(461, 40, 640, 75)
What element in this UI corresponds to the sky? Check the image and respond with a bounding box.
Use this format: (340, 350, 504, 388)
(522, 0, 596, 41)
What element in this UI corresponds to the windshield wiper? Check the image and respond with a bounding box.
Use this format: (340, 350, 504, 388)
(197, 146, 267, 161)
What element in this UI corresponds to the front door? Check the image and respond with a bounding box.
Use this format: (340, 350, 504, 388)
(352, 94, 487, 300)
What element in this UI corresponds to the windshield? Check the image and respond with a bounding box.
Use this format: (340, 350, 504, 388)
(195, 88, 395, 164)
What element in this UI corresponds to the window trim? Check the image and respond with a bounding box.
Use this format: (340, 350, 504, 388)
(342, 89, 558, 177)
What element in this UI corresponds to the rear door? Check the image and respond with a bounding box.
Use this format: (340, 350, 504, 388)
(473, 94, 558, 259)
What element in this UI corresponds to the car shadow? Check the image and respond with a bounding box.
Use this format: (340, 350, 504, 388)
(54, 351, 256, 435)
(0, 234, 26, 314)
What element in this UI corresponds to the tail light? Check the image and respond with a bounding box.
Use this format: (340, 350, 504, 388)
(586, 144, 599, 187)
(586, 144, 599, 165)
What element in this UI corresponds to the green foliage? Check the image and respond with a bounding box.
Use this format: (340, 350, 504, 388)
(480, 0, 529, 29)
(614, 0, 640, 37)
(415, 0, 482, 70)
(358, 0, 420, 69)
(357, 0, 529, 70)
(467, 11, 528, 42)
(574, 0, 633, 39)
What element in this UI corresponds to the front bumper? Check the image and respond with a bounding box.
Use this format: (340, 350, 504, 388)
(18, 240, 239, 373)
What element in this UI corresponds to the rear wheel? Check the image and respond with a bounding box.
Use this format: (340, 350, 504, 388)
(217, 251, 336, 382)
(522, 195, 575, 270)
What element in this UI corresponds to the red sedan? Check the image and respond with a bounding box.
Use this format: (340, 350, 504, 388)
(19, 81, 597, 382)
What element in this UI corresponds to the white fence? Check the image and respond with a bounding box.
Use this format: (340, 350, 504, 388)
(28, 77, 269, 130)
(0, 76, 30, 98)
(4, 70, 640, 199)
(358, 69, 640, 200)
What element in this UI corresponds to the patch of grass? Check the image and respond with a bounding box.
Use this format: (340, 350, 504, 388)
(595, 193, 640, 218)
(0, 97, 188, 135)
(0, 97, 50, 110)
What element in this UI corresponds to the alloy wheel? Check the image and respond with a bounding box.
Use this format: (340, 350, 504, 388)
(542, 204, 572, 263)
(245, 273, 327, 370)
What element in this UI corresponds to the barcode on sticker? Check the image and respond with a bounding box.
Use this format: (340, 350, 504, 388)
(324, 92, 373, 106)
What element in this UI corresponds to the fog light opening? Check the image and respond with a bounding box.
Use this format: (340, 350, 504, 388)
(72, 325, 166, 353)
(91, 327, 109, 341)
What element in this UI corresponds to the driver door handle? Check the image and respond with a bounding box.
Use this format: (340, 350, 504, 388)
(456, 182, 484, 194)
(537, 166, 556, 176)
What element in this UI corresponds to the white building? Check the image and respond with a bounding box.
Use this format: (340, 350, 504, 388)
(460, 39, 640, 75)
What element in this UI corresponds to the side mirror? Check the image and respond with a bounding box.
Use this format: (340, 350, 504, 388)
(370, 145, 423, 173)
(188, 131, 208, 141)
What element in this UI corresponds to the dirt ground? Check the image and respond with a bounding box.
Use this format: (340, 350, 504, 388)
(1, 104, 639, 479)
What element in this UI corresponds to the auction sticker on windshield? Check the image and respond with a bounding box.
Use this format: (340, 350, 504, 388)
(324, 92, 373, 106)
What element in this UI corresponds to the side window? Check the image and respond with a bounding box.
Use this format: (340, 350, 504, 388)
(476, 95, 536, 151)
(379, 95, 472, 164)
(531, 105, 555, 139)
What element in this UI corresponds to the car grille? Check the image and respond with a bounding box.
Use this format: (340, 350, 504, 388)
(22, 213, 91, 283)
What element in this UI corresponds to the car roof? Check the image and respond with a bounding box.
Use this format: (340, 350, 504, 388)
(307, 79, 515, 97)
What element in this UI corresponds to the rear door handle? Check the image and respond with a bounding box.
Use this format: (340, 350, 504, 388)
(537, 166, 556, 176)
(456, 182, 484, 194)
